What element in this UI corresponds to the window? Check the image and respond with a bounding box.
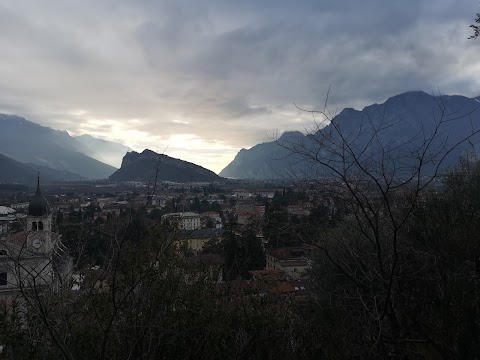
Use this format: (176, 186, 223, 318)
(38, 221, 44, 231)
(0, 273, 7, 286)
(32, 222, 37, 231)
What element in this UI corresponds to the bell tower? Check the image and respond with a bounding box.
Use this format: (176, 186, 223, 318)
(27, 174, 53, 253)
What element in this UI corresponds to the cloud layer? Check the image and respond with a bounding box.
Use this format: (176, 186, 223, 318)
(0, 0, 479, 172)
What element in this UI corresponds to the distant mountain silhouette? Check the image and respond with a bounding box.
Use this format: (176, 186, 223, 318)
(0, 153, 83, 185)
(0, 114, 116, 179)
(109, 149, 221, 183)
(74, 134, 132, 168)
(220, 131, 307, 179)
(220, 91, 480, 179)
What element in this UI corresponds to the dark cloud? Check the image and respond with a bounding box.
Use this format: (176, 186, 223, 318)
(0, 0, 479, 172)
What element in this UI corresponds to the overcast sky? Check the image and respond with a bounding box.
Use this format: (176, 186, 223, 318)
(0, 0, 479, 172)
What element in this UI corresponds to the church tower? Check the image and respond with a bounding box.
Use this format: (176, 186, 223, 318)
(26, 174, 53, 253)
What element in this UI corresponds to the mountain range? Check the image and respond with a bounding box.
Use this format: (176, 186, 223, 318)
(220, 91, 480, 179)
(3, 90, 480, 185)
(0, 114, 128, 182)
(0, 153, 83, 185)
(109, 149, 221, 183)
(0, 114, 222, 185)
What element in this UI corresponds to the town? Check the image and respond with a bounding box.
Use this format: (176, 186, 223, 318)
(0, 176, 333, 302)
(1, 2, 480, 358)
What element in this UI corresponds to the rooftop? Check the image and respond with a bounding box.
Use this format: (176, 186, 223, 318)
(0, 206, 15, 216)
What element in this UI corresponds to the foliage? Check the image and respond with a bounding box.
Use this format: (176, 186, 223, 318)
(5, 93, 480, 358)
(203, 228, 265, 280)
(274, 92, 480, 357)
(470, 13, 480, 39)
(263, 202, 292, 246)
(1, 220, 299, 360)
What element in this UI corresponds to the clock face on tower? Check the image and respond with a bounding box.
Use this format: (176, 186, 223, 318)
(32, 239, 42, 249)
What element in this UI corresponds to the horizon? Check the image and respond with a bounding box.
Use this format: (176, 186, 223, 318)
(2, 87, 477, 174)
(0, 1, 479, 173)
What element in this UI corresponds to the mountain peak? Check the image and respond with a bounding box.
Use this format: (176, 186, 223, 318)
(275, 131, 306, 150)
(278, 131, 304, 141)
(400, 90, 430, 96)
(140, 149, 161, 156)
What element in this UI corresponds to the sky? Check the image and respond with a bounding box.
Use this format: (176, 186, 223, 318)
(0, 0, 479, 173)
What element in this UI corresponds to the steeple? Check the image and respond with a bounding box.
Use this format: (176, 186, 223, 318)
(28, 173, 50, 217)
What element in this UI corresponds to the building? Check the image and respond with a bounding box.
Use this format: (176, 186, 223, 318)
(266, 247, 310, 279)
(147, 195, 168, 208)
(233, 190, 252, 199)
(9, 203, 29, 211)
(0, 207, 19, 238)
(287, 204, 313, 217)
(235, 202, 256, 225)
(0, 177, 72, 312)
(255, 190, 276, 199)
(179, 228, 226, 254)
(200, 211, 223, 228)
(163, 212, 201, 230)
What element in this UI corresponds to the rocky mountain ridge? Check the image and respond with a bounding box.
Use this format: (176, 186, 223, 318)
(220, 91, 480, 179)
(109, 149, 221, 183)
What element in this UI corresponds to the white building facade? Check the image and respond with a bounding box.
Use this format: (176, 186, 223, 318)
(162, 212, 201, 230)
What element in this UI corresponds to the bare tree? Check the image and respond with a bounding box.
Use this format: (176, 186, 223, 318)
(275, 91, 480, 356)
(470, 13, 480, 39)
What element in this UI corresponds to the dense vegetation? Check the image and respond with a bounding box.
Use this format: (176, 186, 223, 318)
(1, 156, 480, 359)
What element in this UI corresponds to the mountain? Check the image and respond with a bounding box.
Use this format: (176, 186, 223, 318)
(220, 131, 307, 179)
(74, 134, 132, 168)
(0, 153, 83, 185)
(0, 114, 117, 179)
(109, 149, 221, 183)
(220, 91, 480, 179)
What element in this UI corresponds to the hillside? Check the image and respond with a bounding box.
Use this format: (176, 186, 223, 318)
(220, 91, 480, 179)
(0, 114, 116, 179)
(109, 149, 221, 183)
(0, 153, 83, 185)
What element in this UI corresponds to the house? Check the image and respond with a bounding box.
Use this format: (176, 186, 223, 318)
(179, 228, 227, 254)
(0, 207, 19, 238)
(236, 202, 256, 225)
(266, 247, 310, 279)
(96, 198, 116, 209)
(255, 190, 276, 199)
(254, 205, 266, 217)
(249, 269, 289, 282)
(200, 211, 223, 228)
(287, 203, 313, 217)
(233, 190, 252, 199)
(163, 212, 201, 230)
(50, 202, 71, 215)
(9, 203, 29, 211)
(147, 195, 168, 208)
